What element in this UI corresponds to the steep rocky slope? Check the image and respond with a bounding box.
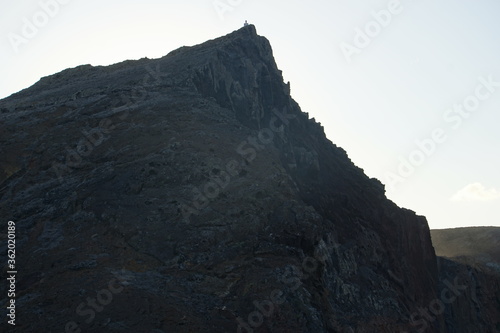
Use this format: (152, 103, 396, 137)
(436, 257, 500, 333)
(0, 25, 498, 332)
(431, 227, 500, 332)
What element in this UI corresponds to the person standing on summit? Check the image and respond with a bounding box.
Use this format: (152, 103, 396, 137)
(244, 20, 249, 26)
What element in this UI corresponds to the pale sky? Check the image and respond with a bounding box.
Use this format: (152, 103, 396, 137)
(1, 0, 499, 229)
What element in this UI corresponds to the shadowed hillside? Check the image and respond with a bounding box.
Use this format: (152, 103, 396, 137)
(0, 25, 499, 332)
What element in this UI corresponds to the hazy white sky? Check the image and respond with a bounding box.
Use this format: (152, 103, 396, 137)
(1, 0, 499, 229)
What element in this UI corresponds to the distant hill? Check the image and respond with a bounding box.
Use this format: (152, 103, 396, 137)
(431, 227, 500, 272)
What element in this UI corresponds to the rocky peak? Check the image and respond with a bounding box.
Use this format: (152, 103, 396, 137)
(0, 26, 498, 333)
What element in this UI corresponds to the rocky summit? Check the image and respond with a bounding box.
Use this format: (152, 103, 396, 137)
(0, 25, 499, 333)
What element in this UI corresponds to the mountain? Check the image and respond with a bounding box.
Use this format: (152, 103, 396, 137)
(431, 227, 500, 271)
(431, 227, 500, 333)
(0, 25, 498, 333)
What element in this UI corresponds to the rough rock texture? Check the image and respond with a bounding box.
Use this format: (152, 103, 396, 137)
(0, 25, 498, 332)
(436, 257, 500, 333)
(431, 228, 500, 333)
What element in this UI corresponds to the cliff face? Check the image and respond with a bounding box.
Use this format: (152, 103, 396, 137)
(436, 257, 500, 333)
(431, 228, 500, 333)
(0, 25, 497, 332)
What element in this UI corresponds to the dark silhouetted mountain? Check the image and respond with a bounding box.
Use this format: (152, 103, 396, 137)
(0, 25, 498, 332)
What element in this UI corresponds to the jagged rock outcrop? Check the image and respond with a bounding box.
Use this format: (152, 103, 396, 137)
(0, 25, 498, 332)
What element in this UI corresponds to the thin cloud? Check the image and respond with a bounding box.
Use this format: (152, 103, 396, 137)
(450, 183, 500, 202)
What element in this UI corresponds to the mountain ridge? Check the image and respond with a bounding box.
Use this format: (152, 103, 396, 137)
(0, 25, 498, 333)
(431, 226, 500, 272)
